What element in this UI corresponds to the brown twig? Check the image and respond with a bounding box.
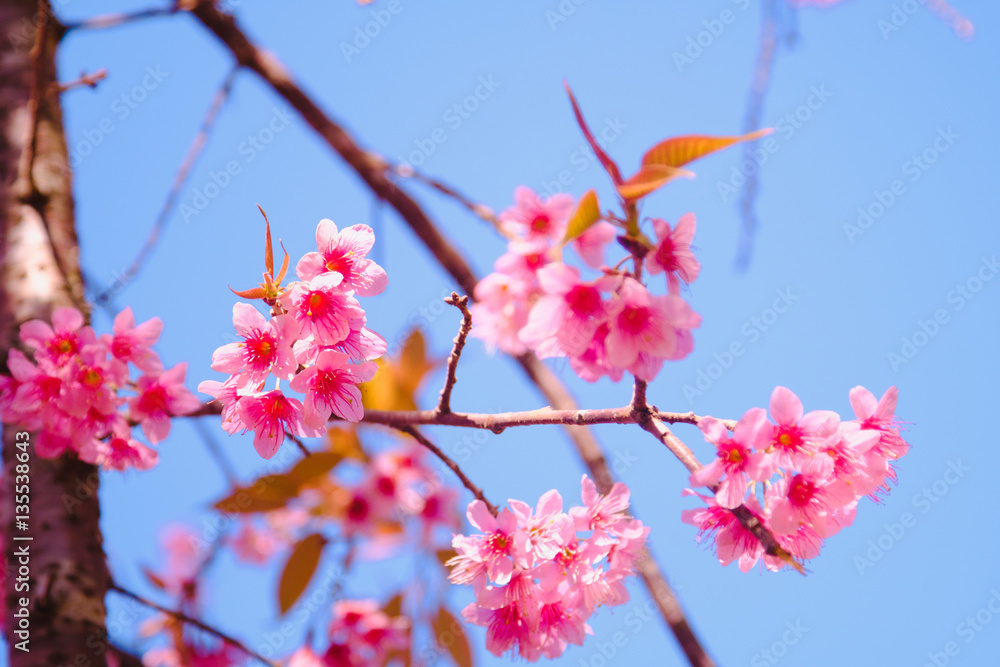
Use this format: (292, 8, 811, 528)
(63, 5, 180, 32)
(194, 399, 734, 433)
(396, 426, 498, 517)
(387, 162, 507, 236)
(57, 68, 108, 92)
(436, 293, 473, 415)
(95, 65, 238, 304)
(109, 584, 279, 667)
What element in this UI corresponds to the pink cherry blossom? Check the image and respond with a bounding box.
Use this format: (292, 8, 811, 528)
(449, 502, 526, 586)
(79, 430, 158, 472)
(197, 377, 246, 435)
(280, 273, 365, 346)
(295, 220, 388, 296)
(19, 306, 94, 367)
(101, 306, 163, 373)
(605, 278, 701, 377)
(573, 220, 617, 269)
(519, 264, 610, 357)
(499, 186, 574, 241)
(849, 385, 909, 492)
(644, 213, 700, 294)
(288, 350, 376, 427)
(237, 390, 320, 459)
(689, 408, 769, 508)
(129, 363, 200, 444)
(211, 303, 299, 392)
(761, 386, 840, 469)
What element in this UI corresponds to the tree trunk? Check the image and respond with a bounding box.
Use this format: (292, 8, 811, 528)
(1, 1, 112, 665)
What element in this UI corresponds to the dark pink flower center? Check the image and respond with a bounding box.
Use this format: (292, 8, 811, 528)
(112, 336, 133, 359)
(787, 475, 817, 507)
(325, 252, 354, 279)
(78, 366, 103, 389)
(772, 426, 804, 452)
(306, 291, 334, 318)
(245, 332, 277, 364)
(524, 253, 546, 271)
(529, 213, 551, 234)
(137, 385, 168, 416)
(565, 285, 601, 316)
(48, 333, 79, 362)
(655, 235, 678, 272)
(618, 305, 650, 335)
(347, 494, 370, 521)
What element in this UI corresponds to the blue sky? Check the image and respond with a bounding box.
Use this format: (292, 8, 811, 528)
(10, 0, 999, 665)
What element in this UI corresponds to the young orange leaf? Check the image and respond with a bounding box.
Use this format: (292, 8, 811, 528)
(286, 451, 343, 486)
(214, 474, 300, 513)
(278, 533, 326, 614)
(433, 606, 474, 667)
(562, 189, 602, 243)
(641, 129, 773, 169)
(565, 82, 623, 186)
(616, 164, 695, 201)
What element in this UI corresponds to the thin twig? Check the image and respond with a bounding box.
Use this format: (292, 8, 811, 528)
(191, 418, 239, 487)
(396, 425, 498, 517)
(285, 431, 311, 457)
(63, 5, 180, 32)
(95, 65, 238, 304)
(57, 68, 108, 92)
(109, 584, 279, 667)
(387, 161, 507, 236)
(436, 292, 473, 415)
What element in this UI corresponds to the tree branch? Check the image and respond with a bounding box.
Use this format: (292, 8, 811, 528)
(436, 292, 472, 415)
(95, 64, 238, 305)
(396, 425, 498, 517)
(109, 584, 278, 667)
(185, 4, 714, 662)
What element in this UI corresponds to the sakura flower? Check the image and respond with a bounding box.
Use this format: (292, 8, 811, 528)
(197, 377, 246, 435)
(681, 490, 765, 572)
(572, 220, 617, 269)
(569, 475, 635, 537)
(211, 303, 299, 393)
(499, 186, 574, 241)
(849, 385, 909, 492)
(79, 430, 158, 472)
(604, 278, 701, 377)
(227, 520, 280, 565)
(129, 363, 200, 444)
(237, 390, 320, 459)
(295, 220, 388, 296)
(19, 306, 94, 367)
(760, 386, 840, 469)
(448, 502, 526, 586)
(288, 350, 377, 427)
(767, 456, 837, 536)
(280, 273, 365, 346)
(462, 599, 535, 659)
(519, 264, 610, 357)
(688, 408, 769, 508)
(644, 213, 700, 294)
(101, 306, 163, 373)
(509, 489, 574, 562)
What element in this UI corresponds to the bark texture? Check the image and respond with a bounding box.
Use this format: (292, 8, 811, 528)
(1, 1, 111, 664)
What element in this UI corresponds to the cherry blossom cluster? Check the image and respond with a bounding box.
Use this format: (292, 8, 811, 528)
(286, 600, 409, 667)
(225, 441, 461, 567)
(0, 306, 199, 471)
(447, 475, 649, 661)
(470, 187, 701, 382)
(683, 385, 910, 571)
(199, 219, 388, 459)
